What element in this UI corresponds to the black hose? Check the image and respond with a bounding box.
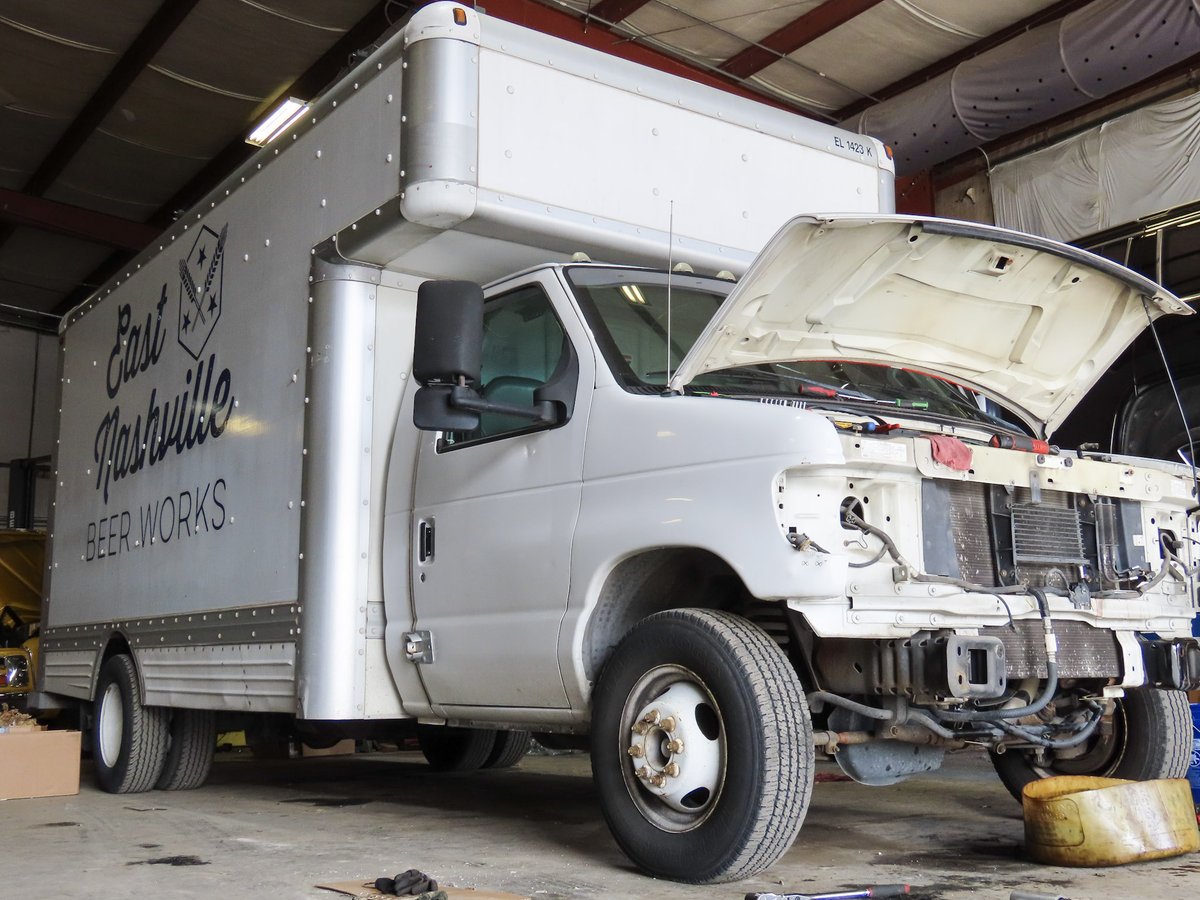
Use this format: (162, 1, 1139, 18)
(848, 542, 888, 568)
(902, 709, 958, 739)
(994, 702, 1104, 749)
(841, 509, 1030, 594)
(934, 587, 1059, 723)
(808, 691, 894, 721)
(934, 659, 1059, 722)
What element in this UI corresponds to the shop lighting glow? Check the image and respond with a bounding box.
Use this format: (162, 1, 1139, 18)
(246, 98, 309, 146)
(620, 284, 647, 304)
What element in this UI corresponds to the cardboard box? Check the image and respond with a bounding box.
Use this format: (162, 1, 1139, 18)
(0, 729, 81, 800)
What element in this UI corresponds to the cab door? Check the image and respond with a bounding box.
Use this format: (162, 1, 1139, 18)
(410, 270, 591, 710)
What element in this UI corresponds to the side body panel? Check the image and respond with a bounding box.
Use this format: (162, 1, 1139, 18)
(43, 37, 405, 707)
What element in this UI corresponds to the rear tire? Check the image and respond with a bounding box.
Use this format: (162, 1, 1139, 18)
(92, 654, 169, 794)
(990, 687, 1192, 801)
(156, 709, 216, 790)
(591, 609, 813, 884)
(484, 730, 532, 768)
(418, 724, 497, 772)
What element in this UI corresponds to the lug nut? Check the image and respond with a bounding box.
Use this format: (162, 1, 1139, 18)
(658, 716, 676, 732)
(649, 773, 666, 788)
(666, 739, 684, 753)
(636, 766, 651, 780)
(627, 745, 644, 758)
(664, 762, 679, 777)
(642, 710, 660, 725)
(632, 721, 650, 735)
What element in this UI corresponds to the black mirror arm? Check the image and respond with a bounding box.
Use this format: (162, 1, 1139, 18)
(447, 384, 558, 425)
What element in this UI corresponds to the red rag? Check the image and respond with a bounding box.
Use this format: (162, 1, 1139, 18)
(927, 434, 972, 471)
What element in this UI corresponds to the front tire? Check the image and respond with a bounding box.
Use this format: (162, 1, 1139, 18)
(990, 687, 1192, 801)
(93, 654, 169, 794)
(591, 609, 813, 884)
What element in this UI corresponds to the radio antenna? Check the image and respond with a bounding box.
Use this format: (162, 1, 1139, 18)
(1142, 295, 1200, 515)
(666, 200, 674, 385)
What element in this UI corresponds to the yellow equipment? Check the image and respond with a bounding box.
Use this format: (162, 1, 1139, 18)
(0, 531, 45, 696)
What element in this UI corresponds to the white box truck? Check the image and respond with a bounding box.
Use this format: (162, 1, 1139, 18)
(36, 2, 1200, 884)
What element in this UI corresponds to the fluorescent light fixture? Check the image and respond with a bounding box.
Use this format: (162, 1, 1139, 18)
(620, 284, 646, 305)
(246, 97, 308, 146)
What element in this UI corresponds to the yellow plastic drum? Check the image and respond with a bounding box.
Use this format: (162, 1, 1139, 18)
(1023, 775, 1200, 866)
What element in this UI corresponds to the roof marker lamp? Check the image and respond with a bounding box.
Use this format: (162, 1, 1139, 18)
(246, 97, 309, 146)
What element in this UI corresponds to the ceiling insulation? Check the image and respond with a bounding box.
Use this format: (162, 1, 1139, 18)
(1, 0, 1197, 328)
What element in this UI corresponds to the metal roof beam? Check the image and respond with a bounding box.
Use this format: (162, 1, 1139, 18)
(719, 0, 885, 80)
(587, 0, 652, 25)
(150, 0, 399, 228)
(22, 0, 203, 197)
(0, 189, 159, 251)
(57, 1, 403, 317)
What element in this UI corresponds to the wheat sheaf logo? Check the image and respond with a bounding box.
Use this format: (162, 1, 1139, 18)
(177, 223, 227, 359)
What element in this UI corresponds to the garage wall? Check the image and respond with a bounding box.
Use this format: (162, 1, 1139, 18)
(0, 327, 58, 528)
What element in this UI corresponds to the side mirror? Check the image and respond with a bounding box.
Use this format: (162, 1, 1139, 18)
(411, 279, 563, 435)
(413, 280, 484, 432)
(413, 280, 484, 385)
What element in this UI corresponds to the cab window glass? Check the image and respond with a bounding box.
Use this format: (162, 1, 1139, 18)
(442, 285, 566, 447)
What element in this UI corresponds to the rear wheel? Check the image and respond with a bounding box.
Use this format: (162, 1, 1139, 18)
(156, 709, 216, 790)
(484, 730, 532, 768)
(92, 654, 169, 794)
(417, 724, 497, 772)
(591, 609, 813, 884)
(990, 687, 1192, 801)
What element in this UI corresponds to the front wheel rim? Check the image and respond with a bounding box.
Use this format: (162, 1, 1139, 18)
(98, 682, 124, 768)
(618, 664, 726, 833)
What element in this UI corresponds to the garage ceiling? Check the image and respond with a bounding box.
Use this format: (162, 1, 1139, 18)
(1, 0, 1197, 330)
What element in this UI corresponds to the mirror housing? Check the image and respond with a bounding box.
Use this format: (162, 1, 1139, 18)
(411, 279, 569, 434)
(413, 280, 484, 385)
(413, 280, 484, 432)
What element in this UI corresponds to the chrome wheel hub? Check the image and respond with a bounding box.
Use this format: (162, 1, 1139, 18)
(621, 666, 725, 830)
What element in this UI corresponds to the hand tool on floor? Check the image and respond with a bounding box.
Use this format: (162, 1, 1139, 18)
(746, 885, 910, 900)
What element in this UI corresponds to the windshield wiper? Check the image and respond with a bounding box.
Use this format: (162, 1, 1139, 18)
(697, 367, 886, 402)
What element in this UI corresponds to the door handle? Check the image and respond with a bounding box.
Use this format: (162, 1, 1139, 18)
(418, 519, 435, 563)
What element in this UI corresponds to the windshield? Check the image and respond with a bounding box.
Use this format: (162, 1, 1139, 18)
(566, 266, 1028, 433)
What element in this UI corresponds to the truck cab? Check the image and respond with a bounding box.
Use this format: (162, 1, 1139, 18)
(397, 215, 1200, 881)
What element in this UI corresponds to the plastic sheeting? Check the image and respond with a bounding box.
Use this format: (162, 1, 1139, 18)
(842, 0, 1200, 173)
(548, 0, 1057, 115)
(991, 92, 1200, 242)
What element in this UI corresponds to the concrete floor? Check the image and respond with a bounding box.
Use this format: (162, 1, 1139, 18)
(3, 747, 1198, 899)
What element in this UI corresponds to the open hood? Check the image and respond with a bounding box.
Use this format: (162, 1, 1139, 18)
(669, 215, 1191, 436)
